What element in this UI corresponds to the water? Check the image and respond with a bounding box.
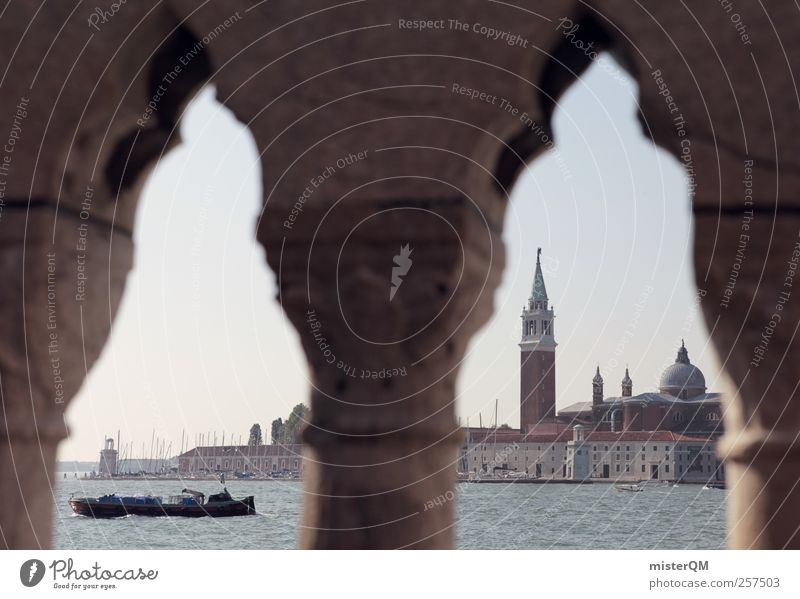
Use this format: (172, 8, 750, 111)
(53, 480, 726, 549)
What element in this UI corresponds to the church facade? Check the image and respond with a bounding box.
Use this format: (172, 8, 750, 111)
(460, 250, 724, 483)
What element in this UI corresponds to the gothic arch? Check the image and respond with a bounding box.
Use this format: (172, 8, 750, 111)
(3, 1, 800, 550)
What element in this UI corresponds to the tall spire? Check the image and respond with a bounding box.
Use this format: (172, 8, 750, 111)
(622, 367, 632, 385)
(530, 248, 548, 304)
(592, 365, 604, 406)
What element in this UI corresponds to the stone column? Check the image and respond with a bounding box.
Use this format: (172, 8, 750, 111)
(260, 196, 503, 548)
(0, 208, 133, 548)
(696, 203, 800, 549)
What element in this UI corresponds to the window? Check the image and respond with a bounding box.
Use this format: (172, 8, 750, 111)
(616, 464, 620, 472)
(665, 465, 670, 472)
(626, 465, 630, 472)
(626, 445, 630, 451)
(533, 320, 537, 335)
(642, 464, 646, 473)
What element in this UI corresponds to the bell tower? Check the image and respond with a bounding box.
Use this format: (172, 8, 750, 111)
(592, 366, 604, 405)
(621, 367, 633, 397)
(520, 248, 556, 431)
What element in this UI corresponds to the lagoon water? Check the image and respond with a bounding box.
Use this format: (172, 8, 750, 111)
(53, 479, 726, 550)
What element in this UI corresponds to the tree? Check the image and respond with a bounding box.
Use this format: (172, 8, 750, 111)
(270, 418, 283, 444)
(248, 423, 263, 446)
(279, 404, 308, 444)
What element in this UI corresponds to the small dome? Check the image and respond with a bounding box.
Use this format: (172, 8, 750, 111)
(621, 367, 632, 386)
(659, 341, 706, 398)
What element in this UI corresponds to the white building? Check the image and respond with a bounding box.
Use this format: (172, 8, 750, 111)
(178, 444, 304, 476)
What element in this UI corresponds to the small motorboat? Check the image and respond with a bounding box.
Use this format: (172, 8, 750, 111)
(614, 483, 643, 493)
(68, 488, 255, 518)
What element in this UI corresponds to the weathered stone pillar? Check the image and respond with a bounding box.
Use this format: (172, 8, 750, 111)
(179, 0, 565, 548)
(694, 173, 800, 549)
(0, 208, 133, 548)
(259, 196, 502, 548)
(0, 2, 206, 547)
(593, 0, 800, 548)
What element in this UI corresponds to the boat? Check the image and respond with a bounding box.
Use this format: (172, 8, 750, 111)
(614, 483, 643, 493)
(68, 488, 255, 518)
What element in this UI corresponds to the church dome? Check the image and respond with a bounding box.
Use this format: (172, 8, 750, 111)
(658, 340, 706, 398)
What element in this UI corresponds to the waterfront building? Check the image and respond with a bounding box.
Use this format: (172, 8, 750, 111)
(460, 249, 724, 483)
(461, 427, 721, 483)
(177, 443, 304, 476)
(559, 341, 723, 435)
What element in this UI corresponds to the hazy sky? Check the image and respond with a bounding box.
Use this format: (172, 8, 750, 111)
(59, 55, 721, 461)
